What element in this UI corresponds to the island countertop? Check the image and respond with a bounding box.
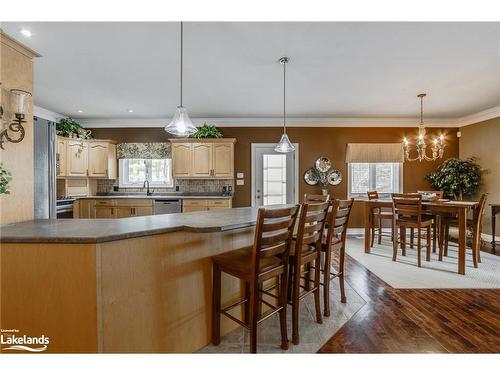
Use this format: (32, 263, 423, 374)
(0, 206, 288, 244)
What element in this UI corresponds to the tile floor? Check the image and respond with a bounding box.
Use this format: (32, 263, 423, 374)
(198, 278, 366, 353)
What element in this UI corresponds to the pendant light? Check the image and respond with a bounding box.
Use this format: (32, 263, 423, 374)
(165, 22, 197, 137)
(274, 57, 295, 153)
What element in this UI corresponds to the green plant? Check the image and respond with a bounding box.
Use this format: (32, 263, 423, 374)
(56, 118, 92, 139)
(0, 163, 12, 195)
(190, 123, 223, 139)
(425, 157, 481, 200)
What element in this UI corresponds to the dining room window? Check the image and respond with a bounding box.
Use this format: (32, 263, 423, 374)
(348, 162, 402, 198)
(119, 158, 174, 187)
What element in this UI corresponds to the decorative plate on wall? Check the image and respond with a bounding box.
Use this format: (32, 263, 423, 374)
(303, 168, 319, 185)
(315, 157, 331, 173)
(326, 169, 342, 185)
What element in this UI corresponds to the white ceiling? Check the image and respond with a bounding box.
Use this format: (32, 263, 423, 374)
(2, 22, 500, 121)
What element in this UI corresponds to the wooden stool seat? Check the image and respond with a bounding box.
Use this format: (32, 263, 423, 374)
(211, 205, 300, 353)
(396, 217, 434, 228)
(213, 246, 283, 281)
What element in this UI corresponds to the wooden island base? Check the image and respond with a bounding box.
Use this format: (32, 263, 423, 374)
(1, 228, 255, 353)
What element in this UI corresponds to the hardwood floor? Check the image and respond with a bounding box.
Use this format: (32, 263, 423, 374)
(319, 253, 500, 353)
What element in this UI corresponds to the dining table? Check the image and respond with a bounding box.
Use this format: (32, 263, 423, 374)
(363, 198, 479, 275)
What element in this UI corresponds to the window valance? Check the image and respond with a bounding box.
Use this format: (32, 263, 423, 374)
(116, 142, 171, 159)
(345, 143, 404, 163)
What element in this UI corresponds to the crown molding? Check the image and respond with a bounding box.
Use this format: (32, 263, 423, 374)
(34, 106, 65, 122)
(457, 105, 500, 127)
(0, 31, 41, 59)
(78, 116, 458, 129)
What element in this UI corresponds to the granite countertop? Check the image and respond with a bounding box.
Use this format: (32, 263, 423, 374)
(79, 193, 233, 200)
(0, 206, 292, 244)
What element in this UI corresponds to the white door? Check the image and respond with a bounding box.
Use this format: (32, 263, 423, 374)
(251, 143, 298, 206)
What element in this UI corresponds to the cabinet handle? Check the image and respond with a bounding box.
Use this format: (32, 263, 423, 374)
(111, 208, 114, 215)
(106, 169, 108, 177)
(86, 169, 89, 176)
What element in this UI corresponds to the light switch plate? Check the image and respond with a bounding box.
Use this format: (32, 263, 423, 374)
(236, 179, 244, 186)
(237, 172, 244, 179)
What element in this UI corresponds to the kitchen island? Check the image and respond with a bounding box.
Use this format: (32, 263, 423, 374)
(0, 207, 277, 353)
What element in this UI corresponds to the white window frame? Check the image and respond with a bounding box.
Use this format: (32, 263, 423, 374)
(348, 162, 403, 199)
(119, 158, 174, 188)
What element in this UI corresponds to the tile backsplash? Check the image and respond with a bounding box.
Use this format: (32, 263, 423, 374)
(97, 178, 234, 194)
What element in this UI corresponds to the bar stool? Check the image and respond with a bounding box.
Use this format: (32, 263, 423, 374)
(288, 201, 330, 345)
(211, 205, 299, 353)
(392, 193, 433, 267)
(367, 191, 394, 247)
(322, 198, 354, 316)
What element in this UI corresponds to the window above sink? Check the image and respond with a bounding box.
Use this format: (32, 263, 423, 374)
(119, 158, 174, 188)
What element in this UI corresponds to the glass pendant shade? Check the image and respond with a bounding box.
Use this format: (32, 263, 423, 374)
(274, 133, 295, 153)
(165, 106, 197, 137)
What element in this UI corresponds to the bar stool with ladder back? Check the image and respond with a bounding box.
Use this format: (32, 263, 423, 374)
(440, 193, 487, 268)
(367, 191, 394, 247)
(288, 200, 330, 345)
(392, 193, 434, 267)
(211, 205, 300, 353)
(321, 198, 354, 316)
(304, 194, 354, 316)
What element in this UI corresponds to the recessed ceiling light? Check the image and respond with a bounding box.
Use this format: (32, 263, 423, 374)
(20, 29, 32, 37)
(127, 109, 134, 113)
(77, 110, 83, 113)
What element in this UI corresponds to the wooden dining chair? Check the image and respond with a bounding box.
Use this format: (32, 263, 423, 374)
(392, 193, 434, 267)
(441, 193, 487, 268)
(304, 193, 330, 203)
(367, 191, 394, 247)
(288, 200, 330, 345)
(321, 198, 354, 317)
(416, 190, 444, 253)
(211, 205, 300, 353)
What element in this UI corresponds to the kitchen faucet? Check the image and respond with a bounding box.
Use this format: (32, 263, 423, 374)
(143, 179, 152, 196)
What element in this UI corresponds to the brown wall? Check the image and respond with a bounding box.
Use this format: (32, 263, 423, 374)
(90, 126, 459, 227)
(0, 34, 38, 224)
(459, 117, 500, 236)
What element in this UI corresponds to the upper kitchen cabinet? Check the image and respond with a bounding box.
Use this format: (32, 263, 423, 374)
(88, 141, 117, 179)
(67, 139, 89, 177)
(170, 138, 236, 179)
(56, 137, 67, 177)
(172, 143, 192, 177)
(58, 137, 117, 179)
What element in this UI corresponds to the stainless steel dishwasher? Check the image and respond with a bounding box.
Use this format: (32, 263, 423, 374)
(153, 199, 181, 215)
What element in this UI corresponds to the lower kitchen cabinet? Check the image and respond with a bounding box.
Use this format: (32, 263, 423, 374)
(182, 199, 232, 213)
(95, 206, 115, 218)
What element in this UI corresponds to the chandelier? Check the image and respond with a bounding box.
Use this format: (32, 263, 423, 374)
(403, 93, 445, 162)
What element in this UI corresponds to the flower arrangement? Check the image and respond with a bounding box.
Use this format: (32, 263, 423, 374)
(190, 123, 223, 138)
(0, 162, 13, 195)
(425, 157, 481, 200)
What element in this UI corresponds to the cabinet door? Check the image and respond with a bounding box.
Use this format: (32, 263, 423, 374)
(182, 206, 208, 213)
(192, 143, 213, 177)
(67, 140, 89, 177)
(115, 207, 132, 218)
(95, 206, 115, 218)
(88, 141, 109, 177)
(107, 143, 117, 179)
(212, 143, 234, 178)
(131, 206, 154, 217)
(172, 143, 192, 177)
(77, 199, 95, 218)
(57, 138, 67, 177)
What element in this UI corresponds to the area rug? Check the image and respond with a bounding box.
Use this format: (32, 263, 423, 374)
(198, 278, 366, 353)
(346, 237, 500, 289)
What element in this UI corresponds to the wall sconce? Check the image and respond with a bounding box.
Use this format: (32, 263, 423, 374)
(0, 89, 32, 150)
